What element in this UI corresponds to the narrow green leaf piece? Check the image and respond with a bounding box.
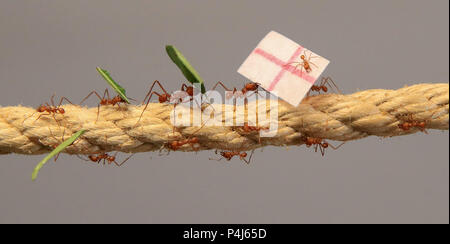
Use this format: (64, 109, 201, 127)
(32, 130, 86, 181)
(96, 67, 130, 103)
(165, 45, 206, 94)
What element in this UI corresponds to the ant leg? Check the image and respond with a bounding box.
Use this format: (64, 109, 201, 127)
(54, 152, 61, 162)
(127, 97, 138, 102)
(115, 153, 134, 167)
(185, 113, 214, 137)
(323, 77, 342, 94)
(233, 87, 242, 98)
(319, 77, 327, 87)
(76, 154, 90, 162)
(80, 90, 103, 105)
(22, 111, 37, 126)
(95, 104, 101, 123)
(208, 150, 222, 161)
(136, 91, 162, 125)
(300, 64, 305, 74)
(306, 52, 318, 69)
(309, 61, 319, 68)
(141, 80, 159, 104)
(211, 81, 232, 92)
(243, 150, 255, 164)
(141, 80, 168, 103)
(158, 144, 166, 156)
(284, 61, 300, 68)
(103, 88, 111, 101)
(51, 113, 62, 127)
(51, 94, 56, 107)
(35, 112, 52, 122)
(171, 103, 178, 134)
(192, 95, 205, 111)
(47, 126, 57, 140)
(313, 144, 319, 153)
(329, 141, 346, 150)
(61, 127, 66, 141)
(55, 97, 71, 126)
(47, 97, 66, 126)
(209, 156, 223, 162)
(243, 88, 261, 100)
(307, 51, 312, 61)
(154, 80, 170, 96)
(319, 145, 325, 156)
(142, 80, 169, 104)
(291, 62, 300, 72)
(255, 87, 266, 99)
(57, 96, 74, 106)
(320, 77, 332, 93)
(54, 127, 70, 161)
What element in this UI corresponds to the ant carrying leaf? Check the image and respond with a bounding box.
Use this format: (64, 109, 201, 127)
(80, 67, 135, 122)
(166, 45, 206, 94)
(96, 67, 130, 104)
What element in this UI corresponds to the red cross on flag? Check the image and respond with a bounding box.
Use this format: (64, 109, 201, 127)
(237, 31, 330, 106)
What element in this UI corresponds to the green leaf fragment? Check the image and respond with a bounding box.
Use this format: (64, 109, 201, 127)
(96, 67, 130, 103)
(32, 130, 86, 181)
(165, 45, 206, 94)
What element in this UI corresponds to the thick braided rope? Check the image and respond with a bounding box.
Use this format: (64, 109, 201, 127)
(0, 83, 448, 155)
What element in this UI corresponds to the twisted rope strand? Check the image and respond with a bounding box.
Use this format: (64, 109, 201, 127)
(0, 83, 448, 155)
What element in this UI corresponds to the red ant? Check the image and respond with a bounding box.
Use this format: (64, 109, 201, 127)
(307, 77, 342, 96)
(210, 149, 254, 164)
(211, 81, 261, 99)
(80, 89, 129, 122)
(23, 94, 73, 126)
(240, 122, 269, 133)
(181, 83, 194, 97)
(286, 50, 319, 73)
(303, 136, 345, 156)
(398, 121, 426, 131)
(235, 122, 269, 143)
(77, 152, 134, 167)
(141, 80, 172, 104)
(137, 80, 196, 124)
(165, 137, 200, 151)
(398, 113, 428, 133)
(161, 117, 213, 153)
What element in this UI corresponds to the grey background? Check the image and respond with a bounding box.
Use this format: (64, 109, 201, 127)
(0, 0, 448, 224)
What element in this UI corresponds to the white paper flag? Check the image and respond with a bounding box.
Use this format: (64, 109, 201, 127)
(237, 31, 330, 106)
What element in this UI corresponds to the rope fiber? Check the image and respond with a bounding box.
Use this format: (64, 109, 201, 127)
(0, 83, 448, 155)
